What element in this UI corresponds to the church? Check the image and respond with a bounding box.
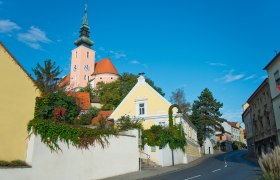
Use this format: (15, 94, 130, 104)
(60, 5, 119, 91)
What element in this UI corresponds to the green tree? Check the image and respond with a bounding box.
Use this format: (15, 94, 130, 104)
(32, 59, 62, 95)
(190, 88, 225, 146)
(80, 83, 95, 99)
(34, 91, 80, 124)
(170, 88, 191, 115)
(95, 73, 165, 110)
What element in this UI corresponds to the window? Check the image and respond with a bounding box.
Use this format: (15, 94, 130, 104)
(84, 75, 86, 80)
(76, 51, 77, 58)
(100, 77, 102, 80)
(87, 52, 89, 58)
(274, 70, 280, 86)
(159, 122, 165, 126)
(139, 103, 145, 115)
(151, 146, 156, 152)
(111, 77, 113, 80)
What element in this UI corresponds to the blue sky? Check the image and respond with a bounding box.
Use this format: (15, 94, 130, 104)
(1, 0, 280, 124)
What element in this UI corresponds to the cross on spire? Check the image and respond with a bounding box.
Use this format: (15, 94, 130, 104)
(83, 4, 88, 26)
(74, 4, 94, 47)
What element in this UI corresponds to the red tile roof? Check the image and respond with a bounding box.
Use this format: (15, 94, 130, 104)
(92, 110, 113, 125)
(227, 121, 238, 128)
(58, 74, 70, 87)
(67, 92, 91, 110)
(94, 58, 119, 75)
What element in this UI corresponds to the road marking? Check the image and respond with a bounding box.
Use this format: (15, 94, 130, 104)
(185, 175, 202, 180)
(224, 157, 227, 167)
(212, 169, 222, 173)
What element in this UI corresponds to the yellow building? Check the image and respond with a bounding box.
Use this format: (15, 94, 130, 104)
(110, 75, 200, 166)
(0, 42, 40, 161)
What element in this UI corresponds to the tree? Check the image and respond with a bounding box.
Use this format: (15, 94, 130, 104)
(32, 59, 62, 95)
(95, 73, 165, 110)
(80, 83, 95, 99)
(190, 88, 225, 147)
(170, 88, 191, 115)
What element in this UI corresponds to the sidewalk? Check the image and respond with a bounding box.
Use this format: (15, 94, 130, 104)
(102, 153, 222, 180)
(243, 151, 259, 165)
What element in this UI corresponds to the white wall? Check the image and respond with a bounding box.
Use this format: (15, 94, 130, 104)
(143, 144, 186, 167)
(0, 130, 139, 180)
(204, 138, 214, 154)
(0, 168, 31, 180)
(161, 145, 186, 166)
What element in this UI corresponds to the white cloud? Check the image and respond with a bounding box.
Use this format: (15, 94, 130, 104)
(219, 69, 245, 83)
(98, 47, 105, 51)
(222, 111, 243, 124)
(244, 74, 256, 80)
(130, 60, 148, 68)
(208, 62, 227, 67)
(109, 50, 127, 59)
(0, 19, 20, 33)
(17, 26, 51, 49)
(130, 60, 140, 64)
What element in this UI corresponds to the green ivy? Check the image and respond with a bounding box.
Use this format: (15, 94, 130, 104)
(27, 116, 142, 151)
(142, 124, 186, 151)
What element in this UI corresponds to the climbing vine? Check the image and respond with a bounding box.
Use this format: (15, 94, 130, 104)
(142, 124, 186, 151)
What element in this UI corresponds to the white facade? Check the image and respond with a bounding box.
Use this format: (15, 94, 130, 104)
(265, 57, 280, 145)
(204, 137, 214, 154)
(0, 130, 139, 180)
(231, 126, 240, 142)
(221, 122, 231, 135)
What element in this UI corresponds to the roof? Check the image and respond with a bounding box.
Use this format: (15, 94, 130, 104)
(94, 58, 119, 75)
(58, 74, 70, 87)
(227, 121, 239, 129)
(92, 110, 113, 125)
(263, 53, 280, 70)
(0, 42, 37, 87)
(247, 78, 268, 103)
(109, 75, 171, 119)
(67, 92, 91, 110)
(91, 97, 100, 103)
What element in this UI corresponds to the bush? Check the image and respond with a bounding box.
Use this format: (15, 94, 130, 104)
(258, 146, 280, 180)
(28, 116, 142, 151)
(0, 160, 29, 167)
(35, 91, 80, 124)
(232, 141, 246, 150)
(76, 113, 93, 125)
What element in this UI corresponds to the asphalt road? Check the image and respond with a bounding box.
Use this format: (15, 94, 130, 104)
(148, 150, 262, 180)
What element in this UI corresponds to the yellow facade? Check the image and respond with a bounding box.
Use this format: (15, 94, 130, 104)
(0, 43, 40, 161)
(110, 78, 171, 129)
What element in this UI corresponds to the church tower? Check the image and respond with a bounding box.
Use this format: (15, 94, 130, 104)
(70, 4, 95, 89)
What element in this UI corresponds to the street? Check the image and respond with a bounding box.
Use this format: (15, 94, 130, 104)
(148, 151, 261, 180)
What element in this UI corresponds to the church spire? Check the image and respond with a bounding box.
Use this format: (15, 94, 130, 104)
(74, 4, 94, 47)
(82, 4, 88, 26)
